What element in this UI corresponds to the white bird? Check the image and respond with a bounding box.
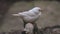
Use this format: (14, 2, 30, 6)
(12, 7, 42, 23)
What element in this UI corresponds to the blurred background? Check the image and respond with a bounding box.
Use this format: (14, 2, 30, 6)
(0, 0, 60, 34)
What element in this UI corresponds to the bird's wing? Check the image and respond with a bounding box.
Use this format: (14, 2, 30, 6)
(18, 11, 36, 17)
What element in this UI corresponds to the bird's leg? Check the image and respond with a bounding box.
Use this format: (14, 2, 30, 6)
(24, 22, 27, 28)
(33, 23, 38, 34)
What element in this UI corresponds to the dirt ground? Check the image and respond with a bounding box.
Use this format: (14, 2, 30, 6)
(0, 1, 60, 32)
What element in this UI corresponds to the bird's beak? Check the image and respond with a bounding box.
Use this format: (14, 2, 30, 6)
(39, 9, 43, 12)
(41, 10, 43, 12)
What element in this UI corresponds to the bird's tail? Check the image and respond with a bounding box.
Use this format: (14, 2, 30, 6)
(12, 14, 20, 16)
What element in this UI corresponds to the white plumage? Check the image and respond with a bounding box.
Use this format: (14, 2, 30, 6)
(12, 7, 42, 22)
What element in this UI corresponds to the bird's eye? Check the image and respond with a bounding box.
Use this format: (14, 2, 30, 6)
(39, 9, 40, 11)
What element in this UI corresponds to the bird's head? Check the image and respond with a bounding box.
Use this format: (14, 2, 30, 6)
(32, 7, 42, 12)
(28, 7, 43, 14)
